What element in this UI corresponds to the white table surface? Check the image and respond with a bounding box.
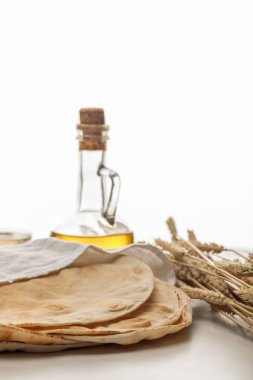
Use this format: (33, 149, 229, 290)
(0, 300, 252, 380)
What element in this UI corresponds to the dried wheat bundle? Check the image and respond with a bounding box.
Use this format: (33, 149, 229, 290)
(156, 218, 253, 334)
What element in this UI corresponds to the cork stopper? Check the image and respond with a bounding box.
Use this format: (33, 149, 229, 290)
(79, 108, 105, 125)
(77, 107, 108, 151)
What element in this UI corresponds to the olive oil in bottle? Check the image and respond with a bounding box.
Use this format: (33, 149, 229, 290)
(51, 108, 133, 249)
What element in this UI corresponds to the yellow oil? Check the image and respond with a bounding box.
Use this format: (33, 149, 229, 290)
(51, 231, 134, 249)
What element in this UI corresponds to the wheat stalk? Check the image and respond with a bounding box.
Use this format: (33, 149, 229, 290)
(156, 218, 253, 334)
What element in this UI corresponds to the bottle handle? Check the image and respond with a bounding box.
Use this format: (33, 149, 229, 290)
(99, 165, 121, 225)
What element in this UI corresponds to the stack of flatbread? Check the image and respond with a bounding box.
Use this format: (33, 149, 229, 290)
(0, 239, 192, 352)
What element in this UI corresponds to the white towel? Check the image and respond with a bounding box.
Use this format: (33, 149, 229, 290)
(0, 238, 175, 285)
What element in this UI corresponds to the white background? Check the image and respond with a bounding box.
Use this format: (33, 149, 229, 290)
(0, 1, 253, 245)
(0, 2, 253, 377)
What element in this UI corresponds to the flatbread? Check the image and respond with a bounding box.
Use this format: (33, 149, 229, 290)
(0, 255, 154, 327)
(0, 281, 192, 352)
(0, 286, 191, 352)
(33, 279, 185, 336)
(0, 341, 97, 353)
(58, 286, 192, 345)
(0, 325, 76, 345)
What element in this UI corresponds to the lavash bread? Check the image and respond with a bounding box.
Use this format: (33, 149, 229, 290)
(34, 278, 186, 336)
(48, 281, 192, 345)
(0, 256, 154, 327)
(0, 242, 192, 352)
(0, 279, 191, 351)
(0, 341, 97, 353)
(0, 325, 76, 345)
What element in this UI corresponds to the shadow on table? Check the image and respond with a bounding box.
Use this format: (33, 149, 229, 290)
(192, 300, 253, 342)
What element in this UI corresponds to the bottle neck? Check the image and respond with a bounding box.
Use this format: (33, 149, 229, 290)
(77, 150, 106, 212)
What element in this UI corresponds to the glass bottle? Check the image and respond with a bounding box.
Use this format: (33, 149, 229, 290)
(51, 108, 134, 248)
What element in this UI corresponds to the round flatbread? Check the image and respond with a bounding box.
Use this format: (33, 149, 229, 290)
(35, 278, 185, 336)
(0, 341, 96, 353)
(0, 280, 192, 352)
(0, 255, 154, 327)
(57, 285, 192, 345)
(0, 324, 76, 345)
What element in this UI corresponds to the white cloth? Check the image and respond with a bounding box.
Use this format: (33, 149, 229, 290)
(0, 238, 175, 285)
